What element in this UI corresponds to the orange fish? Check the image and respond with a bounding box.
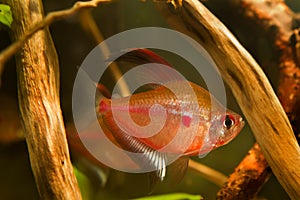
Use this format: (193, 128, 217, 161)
(92, 49, 245, 183)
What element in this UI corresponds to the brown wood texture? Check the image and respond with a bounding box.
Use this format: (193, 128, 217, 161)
(0, 0, 111, 84)
(155, 0, 300, 199)
(201, 0, 300, 198)
(204, 0, 300, 146)
(216, 144, 271, 199)
(216, 143, 271, 199)
(3, 0, 82, 199)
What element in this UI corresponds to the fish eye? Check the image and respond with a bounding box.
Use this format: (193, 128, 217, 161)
(223, 115, 235, 129)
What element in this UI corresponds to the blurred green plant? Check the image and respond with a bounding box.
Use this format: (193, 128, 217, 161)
(73, 166, 93, 200)
(132, 193, 203, 200)
(0, 4, 13, 28)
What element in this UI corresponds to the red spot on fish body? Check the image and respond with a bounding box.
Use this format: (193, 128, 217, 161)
(216, 140, 225, 146)
(182, 115, 192, 127)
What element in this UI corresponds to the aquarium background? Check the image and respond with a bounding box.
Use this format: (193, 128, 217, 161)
(0, 0, 296, 199)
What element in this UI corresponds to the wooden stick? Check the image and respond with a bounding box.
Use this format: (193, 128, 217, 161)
(216, 143, 271, 199)
(204, 0, 300, 144)
(2, 0, 83, 199)
(155, 0, 300, 199)
(0, 0, 111, 87)
(78, 9, 131, 97)
(202, 0, 300, 197)
(188, 160, 228, 187)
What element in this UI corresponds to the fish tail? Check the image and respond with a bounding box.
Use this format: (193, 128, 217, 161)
(76, 67, 112, 116)
(96, 83, 112, 99)
(95, 83, 112, 117)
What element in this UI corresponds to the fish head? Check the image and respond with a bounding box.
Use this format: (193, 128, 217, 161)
(197, 110, 245, 155)
(210, 110, 245, 148)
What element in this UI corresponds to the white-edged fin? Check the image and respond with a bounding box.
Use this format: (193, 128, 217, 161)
(126, 135, 167, 180)
(108, 124, 168, 185)
(147, 151, 168, 191)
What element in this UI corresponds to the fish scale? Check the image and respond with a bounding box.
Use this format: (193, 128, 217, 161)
(98, 80, 243, 156)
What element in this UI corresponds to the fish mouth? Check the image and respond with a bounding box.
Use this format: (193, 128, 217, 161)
(231, 117, 245, 138)
(237, 117, 245, 131)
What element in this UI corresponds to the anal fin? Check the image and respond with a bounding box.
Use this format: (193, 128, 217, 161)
(106, 119, 168, 187)
(167, 156, 189, 185)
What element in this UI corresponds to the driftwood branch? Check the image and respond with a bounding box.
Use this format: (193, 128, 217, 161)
(216, 143, 271, 199)
(0, 0, 111, 86)
(201, 0, 300, 198)
(155, 0, 300, 199)
(204, 0, 300, 145)
(78, 9, 131, 96)
(188, 160, 228, 187)
(0, 0, 112, 198)
(3, 0, 82, 199)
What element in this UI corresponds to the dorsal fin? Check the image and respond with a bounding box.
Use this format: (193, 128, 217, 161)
(109, 49, 177, 92)
(113, 49, 172, 67)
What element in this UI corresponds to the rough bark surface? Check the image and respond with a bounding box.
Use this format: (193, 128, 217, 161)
(201, 0, 300, 198)
(217, 143, 271, 199)
(3, 0, 82, 199)
(204, 0, 300, 145)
